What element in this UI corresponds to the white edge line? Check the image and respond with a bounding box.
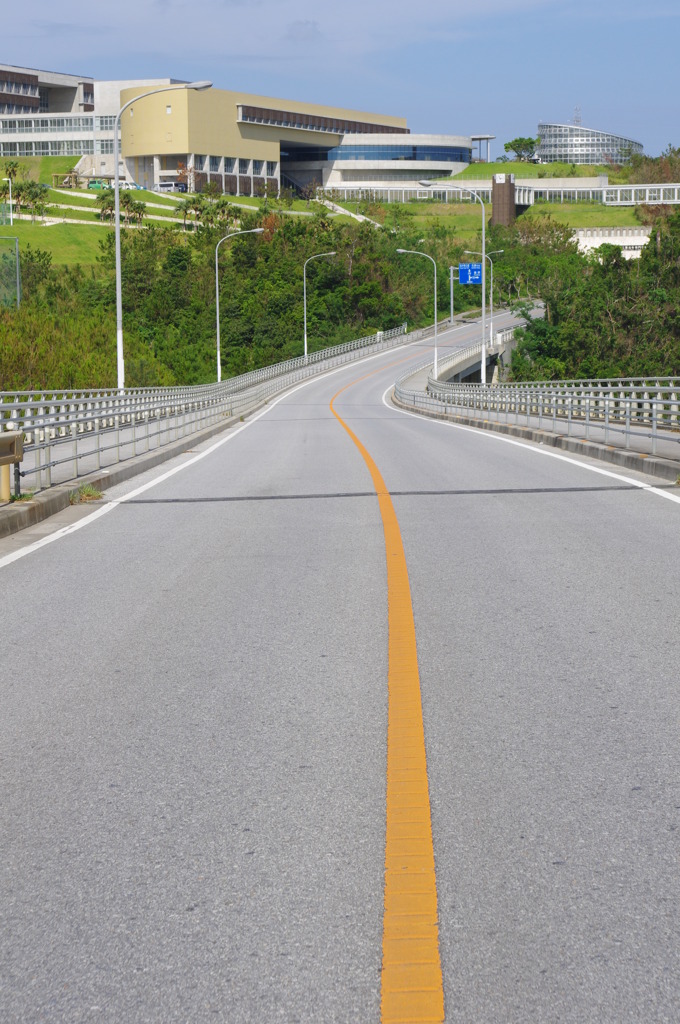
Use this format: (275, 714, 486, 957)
(0, 338, 428, 569)
(382, 385, 680, 507)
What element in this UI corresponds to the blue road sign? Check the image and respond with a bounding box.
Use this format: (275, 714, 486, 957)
(459, 263, 482, 284)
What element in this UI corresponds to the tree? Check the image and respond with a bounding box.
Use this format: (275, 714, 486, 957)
(24, 181, 48, 223)
(96, 189, 115, 223)
(3, 160, 20, 182)
(201, 180, 222, 200)
(504, 137, 539, 161)
(176, 198, 194, 232)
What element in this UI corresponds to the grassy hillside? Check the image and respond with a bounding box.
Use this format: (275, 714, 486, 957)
(0, 222, 107, 264)
(450, 161, 615, 181)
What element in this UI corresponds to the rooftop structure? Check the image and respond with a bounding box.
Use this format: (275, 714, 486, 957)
(536, 122, 643, 165)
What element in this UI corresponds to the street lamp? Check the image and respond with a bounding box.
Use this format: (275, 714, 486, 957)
(303, 251, 336, 361)
(2, 177, 12, 227)
(419, 182, 487, 382)
(465, 249, 503, 351)
(215, 228, 264, 383)
(397, 248, 439, 378)
(114, 80, 212, 390)
(449, 265, 459, 326)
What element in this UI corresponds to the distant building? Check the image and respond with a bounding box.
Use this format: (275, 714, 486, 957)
(0, 64, 176, 173)
(0, 63, 480, 193)
(536, 122, 643, 165)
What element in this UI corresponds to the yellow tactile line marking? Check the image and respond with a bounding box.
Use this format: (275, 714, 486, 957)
(330, 377, 444, 1024)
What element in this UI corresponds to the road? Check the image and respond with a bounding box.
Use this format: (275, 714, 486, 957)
(1, 327, 679, 1023)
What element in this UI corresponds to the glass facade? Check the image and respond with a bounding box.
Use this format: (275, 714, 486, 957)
(1, 115, 117, 134)
(238, 105, 407, 136)
(0, 110, 118, 157)
(282, 143, 472, 163)
(536, 123, 643, 165)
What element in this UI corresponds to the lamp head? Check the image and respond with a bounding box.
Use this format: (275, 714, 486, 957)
(187, 81, 212, 91)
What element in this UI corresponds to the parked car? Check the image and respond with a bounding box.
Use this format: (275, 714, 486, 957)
(87, 179, 108, 189)
(120, 181, 143, 190)
(173, 182, 188, 193)
(153, 181, 176, 192)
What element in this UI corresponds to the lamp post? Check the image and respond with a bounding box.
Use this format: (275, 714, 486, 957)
(419, 181, 486, 381)
(465, 249, 503, 351)
(215, 227, 264, 383)
(397, 248, 439, 378)
(449, 265, 459, 326)
(2, 177, 12, 227)
(114, 80, 212, 390)
(303, 251, 336, 361)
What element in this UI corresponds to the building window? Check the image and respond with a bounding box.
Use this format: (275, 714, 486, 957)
(166, 105, 172, 115)
(239, 158, 250, 174)
(253, 160, 264, 176)
(224, 157, 235, 173)
(266, 161, 277, 177)
(210, 155, 221, 172)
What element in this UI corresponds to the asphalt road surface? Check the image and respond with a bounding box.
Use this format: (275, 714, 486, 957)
(2, 327, 679, 1023)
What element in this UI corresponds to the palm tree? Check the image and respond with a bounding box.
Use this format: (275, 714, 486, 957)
(190, 194, 206, 228)
(3, 160, 20, 182)
(215, 197, 236, 227)
(24, 181, 48, 223)
(11, 179, 27, 218)
(96, 189, 115, 223)
(120, 190, 134, 226)
(131, 200, 146, 227)
(176, 198, 193, 231)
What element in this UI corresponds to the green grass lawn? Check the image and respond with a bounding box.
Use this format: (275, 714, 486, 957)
(0, 221, 108, 264)
(2, 156, 80, 185)
(450, 161, 616, 180)
(45, 207, 100, 223)
(46, 188, 100, 208)
(522, 202, 642, 228)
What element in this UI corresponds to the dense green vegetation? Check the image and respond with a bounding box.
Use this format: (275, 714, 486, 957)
(1, 150, 680, 390)
(0, 209, 496, 390)
(492, 214, 680, 380)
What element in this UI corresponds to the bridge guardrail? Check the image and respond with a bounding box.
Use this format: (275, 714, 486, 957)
(395, 362, 680, 460)
(1, 323, 412, 495)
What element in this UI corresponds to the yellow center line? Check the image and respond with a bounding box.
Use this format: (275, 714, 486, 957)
(330, 371, 444, 1024)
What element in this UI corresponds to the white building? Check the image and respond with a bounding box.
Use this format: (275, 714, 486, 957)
(536, 122, 643, 165)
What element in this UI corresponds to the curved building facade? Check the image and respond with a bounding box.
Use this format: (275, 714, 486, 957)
(282, 133, 472, 186)
(536, 123, 643, 165)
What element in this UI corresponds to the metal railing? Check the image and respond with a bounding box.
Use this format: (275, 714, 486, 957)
(1, 323, 409, 493)
(395, 368, 680, 459)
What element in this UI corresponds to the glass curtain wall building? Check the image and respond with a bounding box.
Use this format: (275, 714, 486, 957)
(282, 133, 472, 186)
(536, 123, 643, 164)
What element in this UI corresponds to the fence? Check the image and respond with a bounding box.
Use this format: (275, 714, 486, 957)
(395, 369, 680, 460)
(1, 323, 409, 494)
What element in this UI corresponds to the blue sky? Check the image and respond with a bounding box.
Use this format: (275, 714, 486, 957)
(5, 0, 675, 157)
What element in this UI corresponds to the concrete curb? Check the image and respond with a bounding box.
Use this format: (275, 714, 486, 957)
(391, 394, 680, 484)
(0, 411, 250, 540)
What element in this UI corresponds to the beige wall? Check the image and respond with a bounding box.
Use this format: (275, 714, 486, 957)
(120, 85, 406, 161)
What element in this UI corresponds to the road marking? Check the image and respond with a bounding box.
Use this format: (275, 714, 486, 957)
(330, 381, 445, 1024)
(383, 387, 680, 507)
(1, 338, 438, 570)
